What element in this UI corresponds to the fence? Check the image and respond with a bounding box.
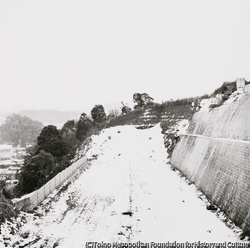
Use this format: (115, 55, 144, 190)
(13, 155, 87, 212)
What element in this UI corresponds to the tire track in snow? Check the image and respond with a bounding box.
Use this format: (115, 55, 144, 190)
(5, 125, 241, 247)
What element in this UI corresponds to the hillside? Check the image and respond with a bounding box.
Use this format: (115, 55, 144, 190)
(108, 102, 193, 127)
(18, 109, 82, 127)
(1, 82, 249, 245)
(0, 125, 240, 247)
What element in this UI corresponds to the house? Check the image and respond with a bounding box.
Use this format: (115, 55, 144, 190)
(15, 147, 27, 159)
(0, 145, 16, 165)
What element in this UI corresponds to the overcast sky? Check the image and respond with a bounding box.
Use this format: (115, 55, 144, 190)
(1, 0, 250, 115)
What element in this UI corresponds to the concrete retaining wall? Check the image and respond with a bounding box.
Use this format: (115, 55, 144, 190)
(170, 94, 250, 231)
(188, 95, 250, 141)
(13, 156, 87, 212)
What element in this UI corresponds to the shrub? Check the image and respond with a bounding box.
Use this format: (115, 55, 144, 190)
(133, 93, 154, 108)
(211, 81, 236, 96)
(151, 103, 165, 111)
(0, 192, 17, 223)
(209, 102, 223, 109)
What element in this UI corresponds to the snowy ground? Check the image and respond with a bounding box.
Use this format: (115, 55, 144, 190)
(199, 90, 246, 112)
(0, 124, 244, 247)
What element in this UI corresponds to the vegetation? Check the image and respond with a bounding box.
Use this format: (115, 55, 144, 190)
(120, 102, 131, 115)
(209, 102, 224, 109)
(13, 106, 106, 196)
(208, 81, 237, 109)
(14, 126, 67, 196)
(18, 150, 55, 194)
(156, 94, 209, 109)
(4, 83, 237, 198)
(91, 105, 106, 123)
(133, 93, 154, 108)
(75, 113, 92, 141)
(211, 81, 237, 96)
(0, 177, 18, 223)
(0, 79, 247, 227)
(60, 120, 80, 159)
(0, 114, 43, 146)
(14, 122, 80, 195)
(0, 192, 17, 224)
(37, 125, 67, 158)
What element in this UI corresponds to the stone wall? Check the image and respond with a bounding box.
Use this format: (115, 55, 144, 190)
(170, 94, 250, 231)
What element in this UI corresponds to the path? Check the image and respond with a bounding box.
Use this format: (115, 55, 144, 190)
(6, 125, 240, 247)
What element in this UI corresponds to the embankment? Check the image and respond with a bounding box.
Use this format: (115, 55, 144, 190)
(170, 94, 250, 231)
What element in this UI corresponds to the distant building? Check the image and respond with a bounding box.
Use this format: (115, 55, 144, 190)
(0, 145, 26, 181)
(1, 166, 20, 180)
(236, 78, 245, 89)
(15, 147, 27, 159)
(0, 145, 16, 165)
(236, 78, 250, 94)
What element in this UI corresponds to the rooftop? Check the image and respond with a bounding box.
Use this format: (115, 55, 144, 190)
(0, 145, 13, 150)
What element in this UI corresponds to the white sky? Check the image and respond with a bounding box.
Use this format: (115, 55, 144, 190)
(1, 0, 250, 114)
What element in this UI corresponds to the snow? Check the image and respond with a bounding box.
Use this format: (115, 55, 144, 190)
(0, 124, 244, 247)
(175, 119, 189, 135)
(199, 99, 214, 112)
(199, 90, 246, 112)
(223, 91, 246, 105)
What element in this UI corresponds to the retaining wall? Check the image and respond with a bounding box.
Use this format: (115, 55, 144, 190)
(188, 94, 250, 141)
(13, 156, 87, 212)
(170, 94, 250, 231)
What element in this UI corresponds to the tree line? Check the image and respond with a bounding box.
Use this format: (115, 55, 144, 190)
(4, 105, 107, 197)
(4, 90, 205, 198)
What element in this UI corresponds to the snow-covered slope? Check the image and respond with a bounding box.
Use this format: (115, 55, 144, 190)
(1, 124, 241, 247)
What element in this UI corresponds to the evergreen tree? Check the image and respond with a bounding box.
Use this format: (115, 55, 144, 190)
(37, 125, 67, 158)
(61, 120, 76, 134)
(18, 150, 54, 193)
(76, 113, 92, 141)
(91, 105, 106, 123)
